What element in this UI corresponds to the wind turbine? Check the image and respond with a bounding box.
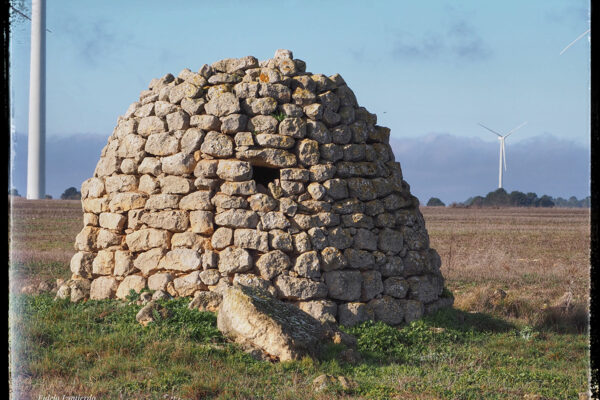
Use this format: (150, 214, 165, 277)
(478, 122, 527, 189)
(26, 0, 46, 199)
(559, 28, 590, 55)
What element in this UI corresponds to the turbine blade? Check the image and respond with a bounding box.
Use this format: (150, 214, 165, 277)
(504, 121, 528, 138)
(478, 123, 503, 137)
(560, 28, 591, 55)
(502, 139, 507, 170)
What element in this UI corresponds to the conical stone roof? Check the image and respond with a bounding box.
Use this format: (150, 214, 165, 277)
(68, 49, 451, 326)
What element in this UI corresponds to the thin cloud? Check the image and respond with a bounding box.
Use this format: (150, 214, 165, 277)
(392, 20, 491, 62)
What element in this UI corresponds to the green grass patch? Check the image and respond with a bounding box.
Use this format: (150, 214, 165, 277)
(9, 294, 588, 399)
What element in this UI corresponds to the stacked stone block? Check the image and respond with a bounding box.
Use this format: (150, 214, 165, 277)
(68, 49, 450, 326)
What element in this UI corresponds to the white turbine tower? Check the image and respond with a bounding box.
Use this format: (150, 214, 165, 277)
(478, 122, 527, 189)
(26, 0, 46, 199)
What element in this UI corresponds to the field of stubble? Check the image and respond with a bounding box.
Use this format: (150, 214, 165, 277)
(8, 199, 591, 399)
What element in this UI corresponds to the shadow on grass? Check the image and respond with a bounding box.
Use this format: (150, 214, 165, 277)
(421, 306, 516, 334)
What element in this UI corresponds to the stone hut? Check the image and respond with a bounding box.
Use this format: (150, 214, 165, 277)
(68, 50, 451, 326)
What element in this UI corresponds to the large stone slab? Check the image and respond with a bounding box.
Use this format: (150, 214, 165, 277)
(217, 285, 351, 361)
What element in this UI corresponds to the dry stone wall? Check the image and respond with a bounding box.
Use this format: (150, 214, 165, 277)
(67, 49, 451, 326)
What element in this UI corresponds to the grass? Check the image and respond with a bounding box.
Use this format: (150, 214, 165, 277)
(8, 199, 591, 399)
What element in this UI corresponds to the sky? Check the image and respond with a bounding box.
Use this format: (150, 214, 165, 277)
(9, 0, 591, 202)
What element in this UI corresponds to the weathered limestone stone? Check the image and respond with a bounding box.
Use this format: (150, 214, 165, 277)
(242, 97, 278, 115)
(116, 275, 146, 299)
(148, 272, 173, 291)
(269, 230, 293, 252)
(217, 286, 332, 361)
(273, 275, 328, 300)
(138, 174, 159, 194)
(202, 249, 218, 268)
(383, 277, 409, 298)
(92, 250, 114, 275)
(248, 193, 278, 212)
(136, 300, 171, 326)
(162, 152, 195, 175)
(138, 116, 167, 136)
(201, 131, 234, 158)
(160, 176, 193, 194)
(191, 114, 221, 130)
(140, 210, 189, 232)
(145, 194, 180, 210)
(344, 248, 375, 269)
(233, 274, 277, 297)
(237, 148, 297, 168)
(218, 246, 253, 274)
(189, 291, 222, 312)
(401, 299, 425, 323)
(261, 211, 289, 230)
(204, 92, 240, 117)
(217, 160, 252, 181)
(234, 229, 269, 252)
(109, 192, 148, 212)
(126, 228, 170, 252)
(324, 270, 362, 301)
(255, 250, 291, 280)
(138, 157, 162, 176)
(159, 248, 202, 272)
(70, 251, 95, 278)
(212, 193, 248, 210)
(338, 302, 372, 327)
(293, 251, 321, 278)
(215, 209, 258, 229)
(154, 101, 178, 117)
(199, 269, 221, 286)
(190, 210, 214, 234)
(81, 177, 106, 198)
(360, 270, 383, 301)
(247, 115, 278, 133)
(112, 251, 132, 277)
(407, 275, 442, 303)
(255, 133, 295, 149)
(90, 276, 119, 300)
(320, 247, 347, 271)
(179, 191, 212, 210)
(279, 117, 306, 138)
(211, 227, 233, 250)
(173, 271, 206, 297)
(297, 300, 337, 324)
(134, 247, 167, 276)
(367, 296, 404, 325)
(220, 180, 257, 196)
(220, 114, 248, 134)
(381, 256, 404, 277)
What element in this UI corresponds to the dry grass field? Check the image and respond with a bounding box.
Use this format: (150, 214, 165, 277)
(8, 198, 591, 399)
(422, 206, 590, 332)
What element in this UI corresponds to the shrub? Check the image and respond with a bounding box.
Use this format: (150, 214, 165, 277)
(60, 187, 81, 200)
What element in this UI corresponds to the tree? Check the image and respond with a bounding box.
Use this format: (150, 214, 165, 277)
(45, 194, 52, 199)
(8, 188, 20, 197)
(509, 191, 528, 207)
(536, 195, 555, 208)
(426, 197, 445, 207)
(60, 187, 81, 200)
(468, 196, 485, 208)
(484, 188, 510, 207)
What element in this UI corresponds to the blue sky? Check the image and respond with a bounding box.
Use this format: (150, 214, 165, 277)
(9, 0, 590, 201)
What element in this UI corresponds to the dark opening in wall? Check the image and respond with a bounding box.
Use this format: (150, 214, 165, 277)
(252, 165, 279, 190)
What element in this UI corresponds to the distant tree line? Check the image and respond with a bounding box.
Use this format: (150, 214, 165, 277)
(427, 189, 590, 208)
